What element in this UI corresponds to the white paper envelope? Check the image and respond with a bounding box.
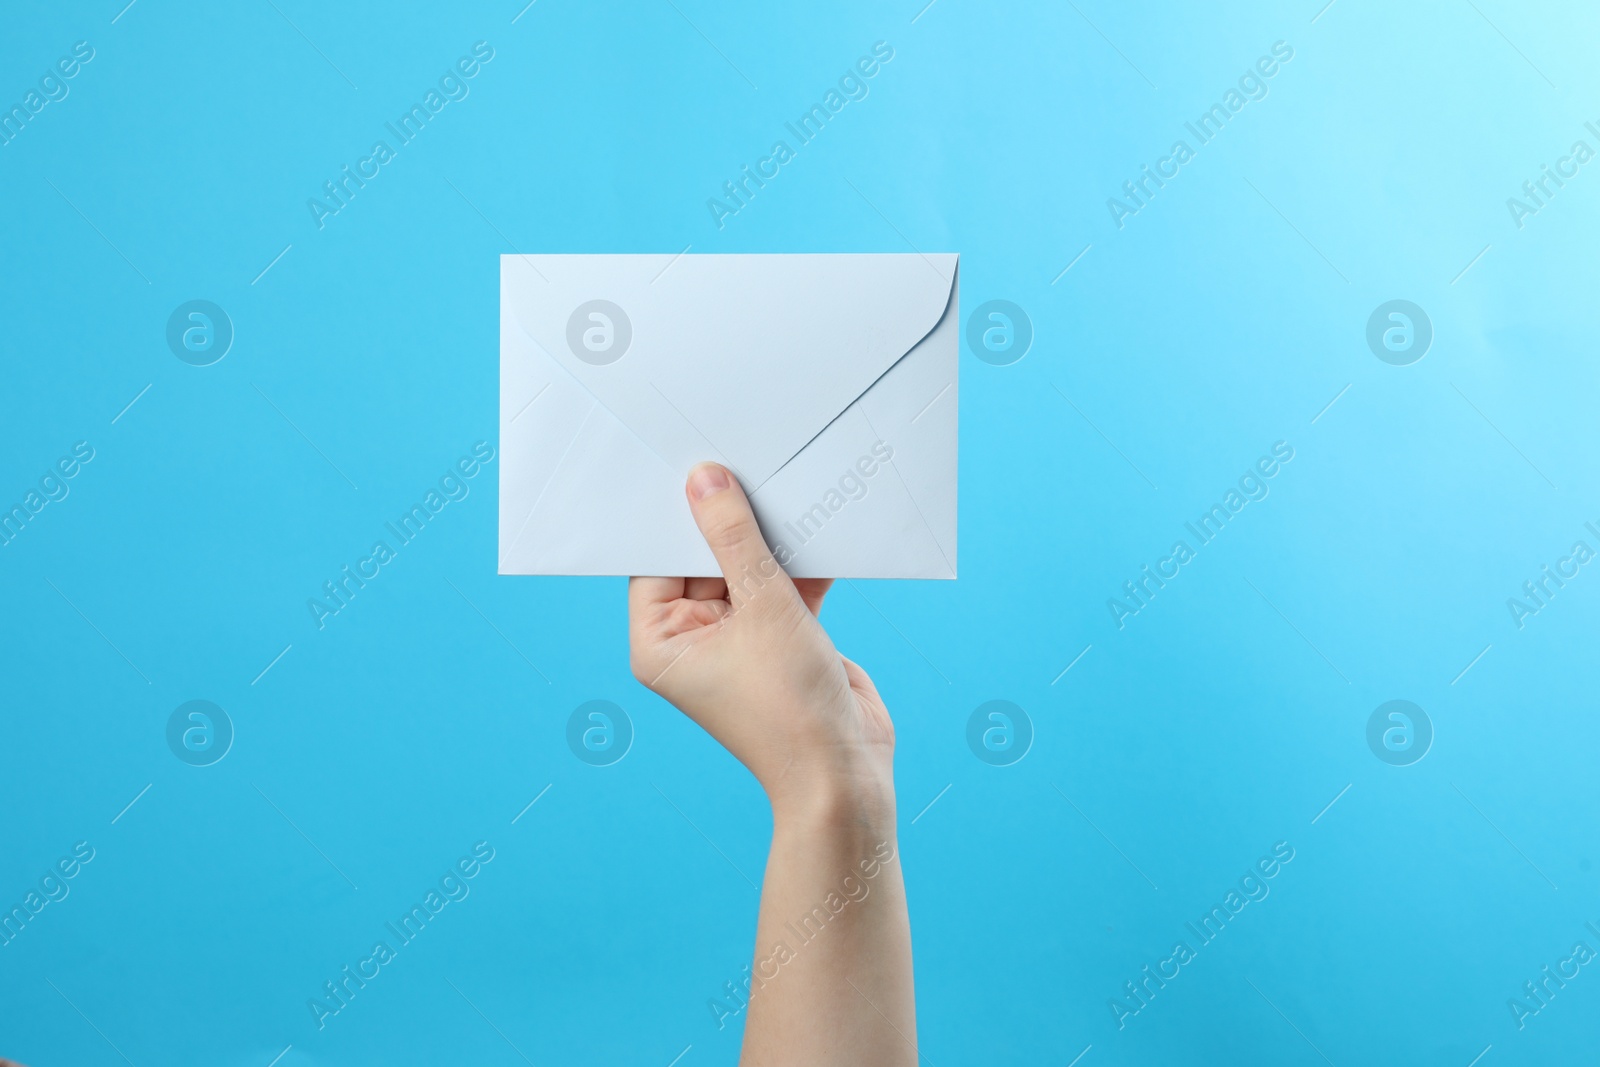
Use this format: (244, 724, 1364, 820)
(498, 253, 958, 579)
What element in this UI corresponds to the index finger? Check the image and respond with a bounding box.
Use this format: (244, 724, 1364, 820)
(628, 575, 685, 617)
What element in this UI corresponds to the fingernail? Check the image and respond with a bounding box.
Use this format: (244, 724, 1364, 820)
(688, 463, 731, 502)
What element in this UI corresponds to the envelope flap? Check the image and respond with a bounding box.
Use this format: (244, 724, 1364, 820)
(504, 253, 957, 486)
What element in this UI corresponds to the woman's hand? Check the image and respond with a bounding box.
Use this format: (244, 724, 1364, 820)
(629, 462, 917, 1067)
(628, 462, 895, 823)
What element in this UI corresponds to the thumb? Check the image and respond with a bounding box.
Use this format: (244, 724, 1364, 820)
(685, 462, 796, 612)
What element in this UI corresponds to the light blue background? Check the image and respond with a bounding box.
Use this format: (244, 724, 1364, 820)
(3, 1, 1598, 1063)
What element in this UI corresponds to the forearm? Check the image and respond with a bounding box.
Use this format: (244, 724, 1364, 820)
(631, 466, 916, 1063)
(739, 787, 916, 1067)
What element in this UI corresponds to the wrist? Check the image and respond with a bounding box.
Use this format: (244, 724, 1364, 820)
(766, 757, 897, 836)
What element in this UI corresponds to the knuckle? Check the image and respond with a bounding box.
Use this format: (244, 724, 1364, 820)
(706, 508, 758, 552)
